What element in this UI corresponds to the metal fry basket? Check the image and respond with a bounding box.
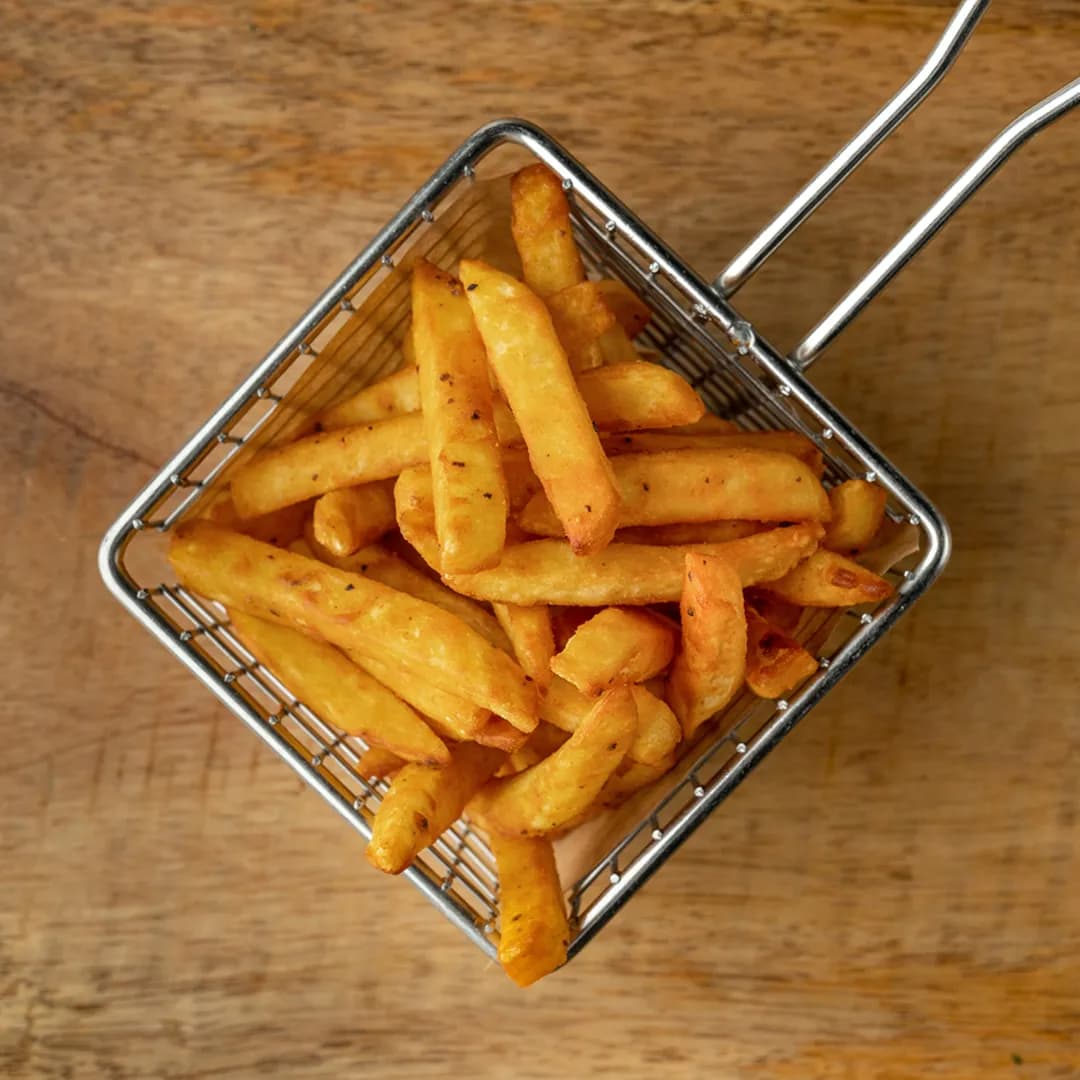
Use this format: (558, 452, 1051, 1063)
(100, 1, 1079, 965)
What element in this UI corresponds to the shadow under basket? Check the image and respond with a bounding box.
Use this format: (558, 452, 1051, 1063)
(99, 120, 949, 966)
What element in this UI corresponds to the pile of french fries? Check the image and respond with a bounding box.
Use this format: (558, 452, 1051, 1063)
(170, 164, 897, 987)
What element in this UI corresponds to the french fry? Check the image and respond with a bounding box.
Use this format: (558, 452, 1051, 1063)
(445, 524, 823, 606)
(510, 163, 585, 298)
(357, 746, 406, 780)
(595, 279, 652, 338)
(589, 756, 675, 814)
(500, 723, 571, 776)
(319, 365, 420, 431)
(169, 522, 537, 731)
(518, 449, 829, 536)
(311, 481, 395, 556)
(489, 833, 569, 988)
(545, 281, 615, 371)
(745, 609, 819, 699)
(539, 677, 679, 767)
(744, 587, 804, 634)
(594, 322, 640, 365)
(614, 520, 764, 546)
(366, 742, 505, 874)
(493, 603, 556, 689)
(763, 549, 895, 607)
(393, 464, 443, 570)
(550, 607, 676, 695)
(468, 686, 636, 836)
(202, 493, 310, 547)
(412, 259, 508, 573)
(231, 412, 428, 519)
(603, 430, 823, 474)
(229, 610, 449, 765)
(575, 362, 704, 432)
(667, 553, 748, 739)
(461, 258, 619, 555)
(824, 479, 888, 553)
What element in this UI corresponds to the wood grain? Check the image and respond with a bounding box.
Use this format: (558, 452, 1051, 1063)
(2, 2, 1079, 1077)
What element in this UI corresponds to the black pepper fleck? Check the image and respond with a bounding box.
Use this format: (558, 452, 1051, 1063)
(607, 742, 617, 750)
(345, 584, 355, 591)
(482, 492, 493, 499)
(585, 504, 592, 512)
(642, 482, 650, 492)
(439, 372, 451, 382)
(311, 473, 319, 481)
(686, 607, 695, 617)
(360, 564, 368, 572)
(471, 410, 480, 420)
(313, 422, 324, 433)
(467, 282, 478, 291)
(451, 460, 466, 468)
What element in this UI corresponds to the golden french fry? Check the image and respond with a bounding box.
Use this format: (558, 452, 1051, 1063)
(412, 259, 508, 573)
(366, 742, 505, 874)
(445, 524, 823, 606)
(667, 552, 747, 738)
(311, 481, 396, 556)
(468, 686, 636, 837)
(500, 723, 571, 776)
(763, 549, 895, 607)
(393, 464, 443, 570)
(229, 610, 449, 765)
(169, 523, 537, 731)
(595, 279, 652, 338)
(539, 679, 680, 768)
(603, 429, 823, 474)
(550, 607, 676, 695)
(518, 448, 829, 535)
(357, 746, 406, 780)
(493, 603, 556, 689)
(510, 163, 585, 299)
(319, 365, 421, 431)
(614, 520, 764, 545)
(231, 413, 428, 519)
(461, 258, 619, 555)
(824, 479, 888, 553)
(745, 609, 819, 699)
(203, 493, 310, 547)
(489, 833, 569, 988)
(594, 322, 640, 365)
(545, 281, 615, 371)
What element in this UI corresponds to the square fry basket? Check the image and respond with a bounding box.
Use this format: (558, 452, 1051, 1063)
(99, 1, 1078, 966)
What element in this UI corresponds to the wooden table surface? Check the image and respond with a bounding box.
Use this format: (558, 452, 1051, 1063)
(3, 2, 1079, 1077)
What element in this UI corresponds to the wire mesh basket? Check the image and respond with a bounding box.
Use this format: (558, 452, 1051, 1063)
(99, 1, 1079, 965)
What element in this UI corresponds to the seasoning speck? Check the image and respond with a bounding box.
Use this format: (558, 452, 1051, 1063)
(686, 607, 696, 617)
(439, 372, 451, 382)
(467, 282, 478, 291)
(585, 504, 592, 512)
(482, 492, 493, 499)
(360, 564, 368, 572)
(471, 410, 480, 420)
(345, 584, 355, 591)
(451, 460, 466, 468)
(642, 482, 650, 492)
(311, 473, 319, 481)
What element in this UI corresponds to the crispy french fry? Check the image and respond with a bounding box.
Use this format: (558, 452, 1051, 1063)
(461, 259, 619, 555)
(576, 362, 703, 432)
(550, 607, 676, 695)
(366, 742, 505, 874)
(603, 430, 823, 474)
(169, 522, 537, 731)
(539, 677, 678, 767)
(319, 365, 421, 430)
(518, 449, 829, 535)
(358, 746, 406, 780)
(745, 609, 819, 699)
(545, 281, 615, 371)
(393, 464, 443, 570)
(231, 413, 428, 519)
(489, 833, 569, 988)
(229, 610, 449, 765)
(667, 553, 747, 739)
(614, 521, 764, 546)
(445, 524, 823, 606)
(763, 549, 895, 607)
(493, 603, 556, 689)
(824, 479, 888, 553)
(595, 279, 651, 338)
(203, 493, 310, 547)
(500, 723, 571, 776)
(412, 259, 508, 573)
(468, 686, 636, 837)
(312, 481, 395, 556)
(510, 163, 585, 298)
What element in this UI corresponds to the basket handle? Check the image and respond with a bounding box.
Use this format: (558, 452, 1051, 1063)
(714, 0, 989, 299)
(791, 76, 1080, 369)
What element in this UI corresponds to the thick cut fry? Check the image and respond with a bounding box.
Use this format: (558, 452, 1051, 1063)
(358, 746, 406, 780)
(468, 687, 636, 837)
(614, 521, 764, 546)
(595, 279, 652, 338)
(229, 611, 449, 765)
(745, 609, 819, 699)
(500, 723, 571, 776)
(169, 523, 537, 731)
(231, 413, 428, 519)
(824, 479, 888, 553)
(545, 281, 616, 371)
(393, 465, 443, 570)
(604, 430, 823, 474)
(571, 757, 676, 825)
(550, 607, 676, 695)
(461, 259, 619, 555)
(412, 259, 508, 573)
(366, 743, 504, 874)
(510, 163, 585, 299)
(763, 549, 895, 607)
(539, 678, 680, 767)
(312, 481, 395, 556)
(493, 603, 556, 689)
(575, 362, 703, 432)
(319, 365, 421, 430)
(490, 833, 569, 988)
(667, 553, 747, 739)
(594, 322, 640, 365)
(518, 449, 829, 535)
(445, 524, 823, 605)
(203, 494, 310, 547)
